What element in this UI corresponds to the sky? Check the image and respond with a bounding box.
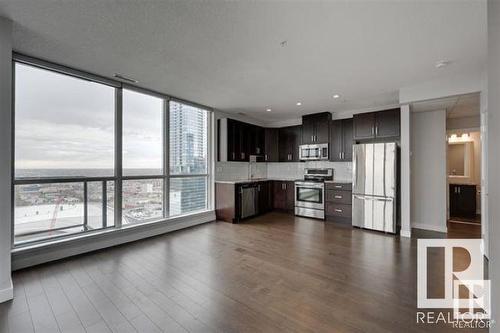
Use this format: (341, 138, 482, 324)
(15, 63, 163, 175)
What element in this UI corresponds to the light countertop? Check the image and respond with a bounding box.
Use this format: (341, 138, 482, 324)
(215, 178, 297, 184)
(325, 180, 352, 184)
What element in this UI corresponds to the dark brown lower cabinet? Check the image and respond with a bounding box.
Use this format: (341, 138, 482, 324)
(273, 181, 294, 211)
(325, 203, 352, 218)
(449, 184, 477, 218)
(325, 182, 352, 223)
(257, 181, 272, 213)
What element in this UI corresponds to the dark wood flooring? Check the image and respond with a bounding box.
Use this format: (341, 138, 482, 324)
(0, 212, 486, 332)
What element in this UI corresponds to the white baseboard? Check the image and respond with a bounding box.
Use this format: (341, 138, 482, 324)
(400, 229, 412, 238)
(0, 279, 13, 303)
(412, 222, 448, 233)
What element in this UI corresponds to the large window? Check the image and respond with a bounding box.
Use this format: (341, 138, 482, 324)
(14, 62, 116, 244)
(13, 57, 212, 246)
(169, 101, 209, 215)
(15, 63, 115, 177)
(122, 89, 163, 176)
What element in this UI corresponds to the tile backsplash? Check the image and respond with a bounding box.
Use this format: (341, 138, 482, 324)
(215, 162, 267, 180)
(267, 161, 352, 181)
(215, 161, 352, 182)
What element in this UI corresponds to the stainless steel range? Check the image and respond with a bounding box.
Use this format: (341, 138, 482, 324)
(294, 168, 333, 219)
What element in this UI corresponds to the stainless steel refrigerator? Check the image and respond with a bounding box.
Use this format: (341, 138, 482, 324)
(352, 142, 397, 233)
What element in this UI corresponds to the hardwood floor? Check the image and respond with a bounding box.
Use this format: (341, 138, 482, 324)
(0, 212, 486, 332)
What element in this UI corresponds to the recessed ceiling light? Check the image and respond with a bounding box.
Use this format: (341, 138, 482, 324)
(435, 60, 452, 68)
(333, 94, 340, 99)
(296, 102, 302, 106)
(266, 108, 272, 112)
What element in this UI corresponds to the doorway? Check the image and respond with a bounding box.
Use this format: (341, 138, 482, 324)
(445, 94, 481, 238)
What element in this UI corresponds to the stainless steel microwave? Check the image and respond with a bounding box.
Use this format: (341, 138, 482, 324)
(299, 143, 329, 161)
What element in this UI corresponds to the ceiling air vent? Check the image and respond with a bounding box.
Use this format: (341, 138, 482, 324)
(114, 73, 138, 83)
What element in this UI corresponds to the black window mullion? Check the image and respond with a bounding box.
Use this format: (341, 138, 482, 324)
(115, 87, 123, 228)
(164, 98, 170, 217)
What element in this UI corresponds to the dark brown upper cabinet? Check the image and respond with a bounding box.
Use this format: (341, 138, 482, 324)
(279, 125, 302, 162)
(330, 118, 353, 162)
(374, 109, 400, 138)
(218, 118, 265, 162)
(249, 125, 265, 156)
(302, 112, 331, 144)
(353, 108, 400, 141)
(264, 128, 279, 162)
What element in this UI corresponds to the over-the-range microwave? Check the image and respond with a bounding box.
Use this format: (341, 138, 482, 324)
(299, 143, 329, 161)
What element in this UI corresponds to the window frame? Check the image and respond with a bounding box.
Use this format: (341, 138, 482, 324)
(11, 53, 214, 248)
(168, 100, 211, 216)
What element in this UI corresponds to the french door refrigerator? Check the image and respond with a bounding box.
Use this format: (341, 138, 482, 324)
(352, 142, 397, 233)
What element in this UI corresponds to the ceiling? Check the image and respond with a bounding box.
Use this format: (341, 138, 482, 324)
(411, 93, 480, 119)
(0, 1, 486, 122)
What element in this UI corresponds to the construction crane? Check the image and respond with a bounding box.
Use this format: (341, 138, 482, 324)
(48, 196, 64, 235)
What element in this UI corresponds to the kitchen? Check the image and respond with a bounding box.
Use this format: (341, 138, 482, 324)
(215, 108, 400, 233)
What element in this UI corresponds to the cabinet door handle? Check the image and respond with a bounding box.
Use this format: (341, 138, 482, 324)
(232, 152, 235, 160)
(335, 185, 342, 189)
(335, 209, 343, 213)
(265, 154, 268, 161)
(334, 195, 342, 199)
(458, 187, 461, 194)
(371, 126, 374, 135)
(375, 126, 378, 136)
(256, 147, 260, 154)
(311, 135, 314, 142)
(339, 152, 342, 159)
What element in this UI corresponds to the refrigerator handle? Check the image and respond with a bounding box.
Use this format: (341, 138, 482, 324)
(352, 148, 357, 190)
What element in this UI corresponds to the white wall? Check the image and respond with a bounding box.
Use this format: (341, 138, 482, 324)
(488, 0, 500, 328)
(0, 17, 12, 303)
(410, 110, 448, 232)
(446, 115, 481, 130)
(400, 105, 411, 237)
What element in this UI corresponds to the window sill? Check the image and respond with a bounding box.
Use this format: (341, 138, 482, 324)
(12, 209, 215, 270)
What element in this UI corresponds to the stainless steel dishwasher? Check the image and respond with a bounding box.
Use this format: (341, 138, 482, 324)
(240, 184, 258, 219)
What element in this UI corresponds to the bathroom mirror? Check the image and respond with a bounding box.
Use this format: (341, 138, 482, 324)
(448, 141, 473, 178)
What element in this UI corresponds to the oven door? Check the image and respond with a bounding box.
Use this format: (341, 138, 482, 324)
(295, 182, 324, 209)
